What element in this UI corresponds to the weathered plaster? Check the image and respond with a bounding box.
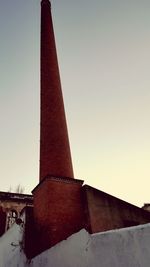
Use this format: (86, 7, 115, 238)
(1, 222, 150, 267)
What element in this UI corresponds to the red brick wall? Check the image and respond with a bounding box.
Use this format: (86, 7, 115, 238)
(33, 177, 84, 254)
(28, 182, 150, 257)
(83, 185, 150, 233)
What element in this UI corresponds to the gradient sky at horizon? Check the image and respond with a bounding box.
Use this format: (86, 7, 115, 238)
(0, 0, 150, 207)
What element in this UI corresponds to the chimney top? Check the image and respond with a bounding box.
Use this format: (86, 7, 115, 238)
(41, 0, 51, 7)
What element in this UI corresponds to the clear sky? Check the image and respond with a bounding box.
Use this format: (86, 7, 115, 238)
(0, 0, 150, 207)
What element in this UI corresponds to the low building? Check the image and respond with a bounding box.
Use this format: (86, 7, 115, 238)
(0, 191, 33, 236)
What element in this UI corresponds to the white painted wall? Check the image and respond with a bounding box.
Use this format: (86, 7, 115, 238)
(0, 223, 24, 267)
(1, 222, 150, 267)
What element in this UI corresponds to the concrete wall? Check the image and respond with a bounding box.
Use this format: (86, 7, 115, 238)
(0, 221, 24, 267)
(83, 185, 150, 233)
(1, 221, 150, 267)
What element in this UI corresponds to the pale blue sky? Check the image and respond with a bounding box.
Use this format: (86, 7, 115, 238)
(0, 0, 150, 206)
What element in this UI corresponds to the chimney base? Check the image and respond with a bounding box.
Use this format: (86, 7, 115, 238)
(32, 176, 85, 254)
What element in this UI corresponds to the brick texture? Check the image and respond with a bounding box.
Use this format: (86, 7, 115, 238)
(40, 0, 74, 181)
(33, 176, 85, 254)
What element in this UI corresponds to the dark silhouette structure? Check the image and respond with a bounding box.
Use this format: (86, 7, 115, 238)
(40, 0, 74, 181)
(1, 0, 150, 259)
(30, 0, 150, 257)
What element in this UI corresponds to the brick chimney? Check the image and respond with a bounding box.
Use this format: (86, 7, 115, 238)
(40, 0, 74, 181)
(32, 0, 85, 256)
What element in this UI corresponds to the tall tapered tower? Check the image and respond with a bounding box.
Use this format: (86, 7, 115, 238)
(32, 0, 84, 255)
(40, 0, 74, 181)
